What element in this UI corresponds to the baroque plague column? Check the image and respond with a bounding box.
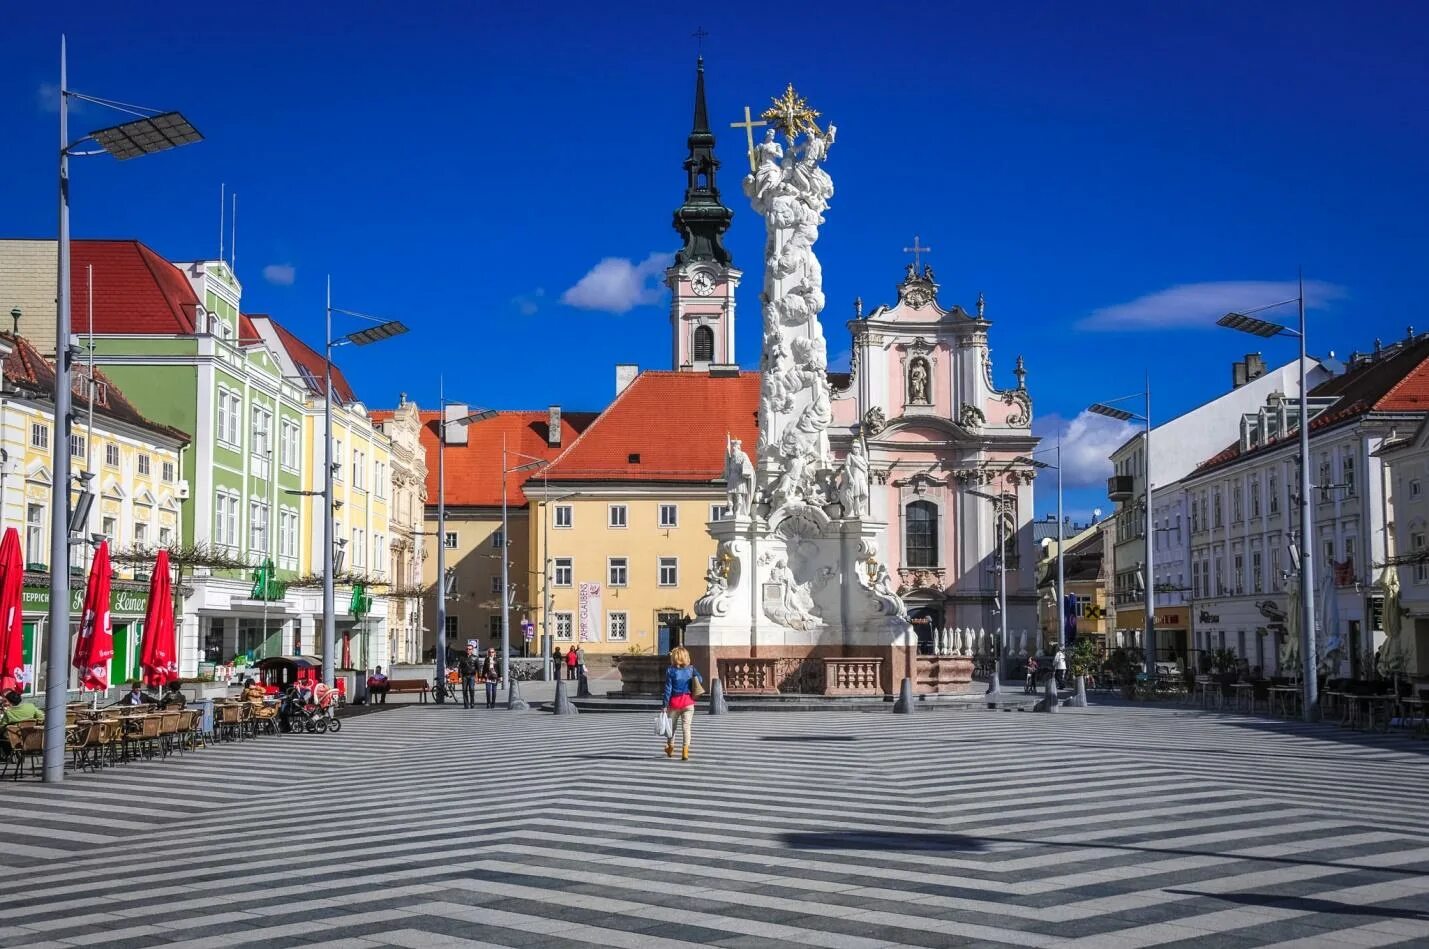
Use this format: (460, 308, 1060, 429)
(687, 87, 913, 696)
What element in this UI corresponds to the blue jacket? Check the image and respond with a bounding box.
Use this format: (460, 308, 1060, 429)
(663, 666, 702, 705)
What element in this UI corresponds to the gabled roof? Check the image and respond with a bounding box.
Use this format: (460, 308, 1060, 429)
(1, 333, 189, 445)
(1193, 335, 1429, 476)
(543, 371, 760, 483)
(248, 315, 357, 403)
(70, 239, 200, 334)
(399, 410, 599, 508)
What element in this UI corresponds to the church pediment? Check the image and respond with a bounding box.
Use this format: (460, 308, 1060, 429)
(876, 414, 977, 443)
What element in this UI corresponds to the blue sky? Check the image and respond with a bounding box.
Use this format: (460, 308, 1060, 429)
(6, 1, 1428, 518)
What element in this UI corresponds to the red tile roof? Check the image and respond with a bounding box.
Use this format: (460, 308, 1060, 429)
(70, 240, 199, 333)
(394, 410, 600, 508)
(543, 371, 760, 483)
(255, 316, 357, 404)
(1193, 335, 1429, 475)
(1, 333, 189, 444)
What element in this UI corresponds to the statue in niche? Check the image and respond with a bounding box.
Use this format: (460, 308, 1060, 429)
(835, 440, 870, 518)
(908, 357, 931, 404)
(723, 438, 754, 517)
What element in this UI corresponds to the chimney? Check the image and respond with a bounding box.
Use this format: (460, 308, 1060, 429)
(1244, 353, 1266, 382)
(1231, 360, 1248, 389)
(615, 364, 638, 396)
(547, 405, 562, 446)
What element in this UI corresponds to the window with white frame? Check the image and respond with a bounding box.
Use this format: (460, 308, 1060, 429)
(1268, 471, 1280, 514)
(1414, 533, 1428, 583)
(333, 440, 344, 481)
(162, 460, 175, 482)
(137, 453, 151, 476)
(251, 405, 272, 456)
(445, 616, 459, 637)
(375, 460, 386, 499)
(135, 521, 149, 547)
(554, 505, 572, 528)
(250, 500, 270, 553)
(607, 611, 628, 642)
(658, 556, 678, 586)
(1344, 536, 1356, 573)
(30, 423, 48, 450)
(353, 449, 365, 489)
(659, 504, 678, 528)
(70, 433, 86, 458)
(1232, 484, 1243, 523)
(25, 504, 45, 565)
(710, 504, 730, 522)
(490, 575, 501, 594)
(443, 531, 458, 549)
(373, 533, 385, 574)
(280, 420, 300, 471)
(104, 443, 120, 468)
(159, 525, 173, 548)
(1343, 454, 1356, 497)
(609, 504, 627, 528)
(554, 612, 574, 640)
(1251, 550, 1263, 593)
(608, 557, 628, 587)
(1249, 477, 1260, 517)
(491, 528, 504, 549)
(1233, 553, 1245, 594)
(215, 492, 238, 548)
(352, 528, 365, 567)
(1412, 478, 1424, 499)
(217, 388, 240, 447)
(1271, 545, 1282, 590)
(279, 509, 298, 560)
(554, 558, 573, 586)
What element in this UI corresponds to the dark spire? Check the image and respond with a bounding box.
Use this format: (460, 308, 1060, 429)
(672, 57, 733, 267)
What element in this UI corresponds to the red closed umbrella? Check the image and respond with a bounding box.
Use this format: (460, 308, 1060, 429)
(0, 528, 25, 694)
(139, 549, 177, 688)
(72, 540, 114, 692)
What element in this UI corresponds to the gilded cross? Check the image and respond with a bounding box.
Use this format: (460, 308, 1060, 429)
(731, 106, 767, 173)
(761, 84, 820, 144)
(903, 235, 931, 270)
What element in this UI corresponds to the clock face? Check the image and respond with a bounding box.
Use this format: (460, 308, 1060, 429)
(691, 271, 715, 296)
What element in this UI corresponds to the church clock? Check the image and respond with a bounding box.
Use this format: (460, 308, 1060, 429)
(690, 271, 715, 296)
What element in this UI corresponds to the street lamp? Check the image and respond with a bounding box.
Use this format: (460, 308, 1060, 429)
(1217, 275, 1318, 722)
(1018, 439, 1065, 648)
(966, 488, 1008, 663)
(434, 389, 496, 689)
(1090, 380, 1154, 681)
(44, 37, 202, 783)
(322, 279, 408, 687)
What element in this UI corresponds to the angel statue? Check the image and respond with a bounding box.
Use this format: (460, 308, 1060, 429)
(723, 438, 754, 517)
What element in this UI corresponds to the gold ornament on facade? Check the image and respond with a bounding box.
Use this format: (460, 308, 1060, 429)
(761, 84, 821, 143)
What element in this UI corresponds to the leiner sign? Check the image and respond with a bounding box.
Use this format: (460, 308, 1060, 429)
(21, 585, 150, 616)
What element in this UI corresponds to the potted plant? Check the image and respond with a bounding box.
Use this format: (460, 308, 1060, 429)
(1067, 637, 1098, 707)
(1106, 647, 1137, 699)
(1210, 648, 1239, 684)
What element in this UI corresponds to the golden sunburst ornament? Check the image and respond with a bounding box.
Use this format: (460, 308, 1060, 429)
(761, 84, 821, 143)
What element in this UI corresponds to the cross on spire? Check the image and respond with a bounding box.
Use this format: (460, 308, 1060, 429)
(903, 235, 931, 270)
(691, 26, 709, 52)
(730, 105, 767, 173)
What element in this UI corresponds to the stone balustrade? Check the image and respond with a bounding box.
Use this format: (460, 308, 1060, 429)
(717, 658, 780, 694)
(823, 658, 884, 696)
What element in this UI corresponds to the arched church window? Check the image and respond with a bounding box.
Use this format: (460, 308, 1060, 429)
(905, 500, 938, 567)
(693, 325, 715, 362)
(908, 357, 931, 404)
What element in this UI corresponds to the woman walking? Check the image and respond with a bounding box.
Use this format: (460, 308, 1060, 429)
(663, 646, 704, 761)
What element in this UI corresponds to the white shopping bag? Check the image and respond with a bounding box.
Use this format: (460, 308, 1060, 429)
(655, 710, 673, 738)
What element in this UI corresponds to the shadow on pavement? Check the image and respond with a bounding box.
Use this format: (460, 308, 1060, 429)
(780, 831, 988, 853)
(1166, 888, 1429, 921)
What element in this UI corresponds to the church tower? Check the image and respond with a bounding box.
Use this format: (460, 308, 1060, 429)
(667, 58, 741, 371)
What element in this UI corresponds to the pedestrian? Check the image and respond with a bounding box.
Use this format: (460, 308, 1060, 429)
(1053, 646, 1067, 690)
(565, 645, 579, 680)
(1, 689, 43, 725)
(1024, 654, 1039, 693)
(552, 646, 564, 675)
(458, 645, 479, 709)
(662, 646, 704, 761)
(480, 646, 501, 709)
(367, 666, 390, 704)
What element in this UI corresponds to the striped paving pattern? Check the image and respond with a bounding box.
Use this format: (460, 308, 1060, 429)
(2, 704, 1428, 948)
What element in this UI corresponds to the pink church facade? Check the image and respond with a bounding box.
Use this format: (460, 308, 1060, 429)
(830, 267, 1040, 654)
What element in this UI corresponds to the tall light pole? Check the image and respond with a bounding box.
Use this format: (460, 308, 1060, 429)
(433, 396, 496, 688)
(1090, 382, 1154, 679)
(323, 287, 407, 686)
(45, 38, 201, 783)
(1018, 440, 1065, 648)
(1217, 277, 1319, 721)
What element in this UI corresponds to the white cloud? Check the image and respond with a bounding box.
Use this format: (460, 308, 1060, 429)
(37, 82, 78, 114)
(1077, 280, 1347, 332)
(262, 264, 296, 286)
(513, 287, 546, 316)
(561, 252, 674, 313)
(1034, 411, 1138, 489)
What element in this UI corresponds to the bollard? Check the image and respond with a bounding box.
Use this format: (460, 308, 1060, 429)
(985, 666, 1002, 709)
(1067, 675, 1089, 708)
(553, 676, 579, 715)
(1039, 672, 1060, 713)
(708, 677, 728, 715)
(506, 678, 530, 712)
(893, 676, 915, 714)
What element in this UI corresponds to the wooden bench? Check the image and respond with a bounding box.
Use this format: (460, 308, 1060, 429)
(383, 679, 431, 702)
